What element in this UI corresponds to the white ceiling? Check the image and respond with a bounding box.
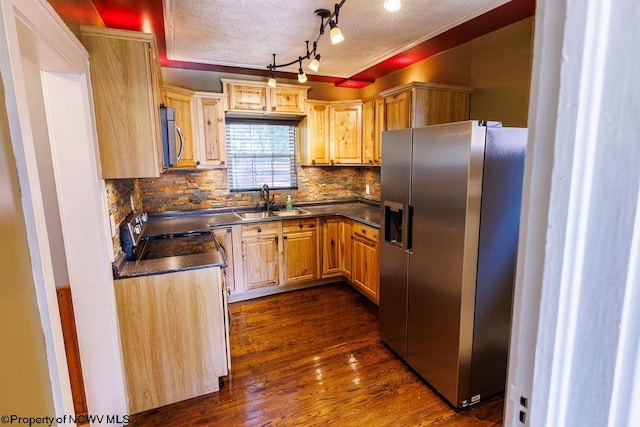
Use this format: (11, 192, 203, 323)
(163, 0, 512, 78)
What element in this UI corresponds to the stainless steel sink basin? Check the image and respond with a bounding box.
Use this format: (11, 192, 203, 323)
(238, 211, 273, 220)
(272, 208, 310, 217)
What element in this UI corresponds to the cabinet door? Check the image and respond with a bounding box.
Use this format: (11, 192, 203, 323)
(115, 268, 226, 414)
(195, 94, 227, 167)
(271, 86, 307, 114)
(303, 101, 331, 165)
(163, 85, 196, 168)
(362, 98, 385, 166)
(242, 225, 279, 289)
(340, 219, 353, 277)
(321, 217, 342, 277)
(414, 88, 471, 126)
(80, 27, 162, 178)
(226, 83, 268, 112)
(352, 235, 379, 304)
(330, 102, 363, 165)
(283, 228, 317, 284)
(385, 90, 411, 131)
(212, 227, 234, 292)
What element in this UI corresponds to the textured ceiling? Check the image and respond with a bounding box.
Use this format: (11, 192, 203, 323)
(163, 0, 513, 78)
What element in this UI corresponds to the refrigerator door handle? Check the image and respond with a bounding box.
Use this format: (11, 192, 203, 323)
(405, 204, 413, 253)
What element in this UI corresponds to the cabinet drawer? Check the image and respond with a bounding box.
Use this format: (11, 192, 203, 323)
(241, 222, 279, 238)
(283, 218, 316, 233)
(353, 223, 379, 242)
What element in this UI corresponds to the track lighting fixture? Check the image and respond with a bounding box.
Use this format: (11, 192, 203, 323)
(384, 0, 401, 12)
(263, 1, 396, 85)
(263, 1, 346, 86)
(298, 58, 308, 83)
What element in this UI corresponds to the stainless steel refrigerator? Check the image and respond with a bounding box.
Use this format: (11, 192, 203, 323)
(379, 120, 527, 409)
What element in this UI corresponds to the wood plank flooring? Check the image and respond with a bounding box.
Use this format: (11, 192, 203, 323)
(128, 283, 504, 426)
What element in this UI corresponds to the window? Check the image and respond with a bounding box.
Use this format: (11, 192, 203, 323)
(226, 119, 298, 192)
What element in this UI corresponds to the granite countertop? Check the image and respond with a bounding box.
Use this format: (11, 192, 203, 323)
(116, 252, 225, 279)
(144, 199, 380, 238)
(116, 199, 380, 279)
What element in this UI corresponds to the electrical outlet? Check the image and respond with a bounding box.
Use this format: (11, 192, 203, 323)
(130, 194, 135, 212)
(365, 184, 371, 195)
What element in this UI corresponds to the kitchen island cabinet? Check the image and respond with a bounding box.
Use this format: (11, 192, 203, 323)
(212, 226, 235, 292)
(241, 222, 280, 289)
(283, 218, 318, 284)
(80, 26, 163, 178)
(114, 266, 228, 414)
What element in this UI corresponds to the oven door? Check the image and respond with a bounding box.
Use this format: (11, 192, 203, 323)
(137, 231, 217, 260)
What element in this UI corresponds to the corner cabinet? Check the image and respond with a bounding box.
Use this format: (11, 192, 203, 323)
(80, 26, 163, 179)
(380, 82, 473, 130)
(301, 100, 363, 166)
(163, 85, 196, 168)
(221, 79, 309, 115)
(194, 92, 227, 167)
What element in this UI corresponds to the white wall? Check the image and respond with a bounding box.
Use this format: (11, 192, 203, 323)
(506, 1, 640, 426)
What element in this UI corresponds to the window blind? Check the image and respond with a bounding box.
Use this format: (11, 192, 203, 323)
(226, 120, 298, 192)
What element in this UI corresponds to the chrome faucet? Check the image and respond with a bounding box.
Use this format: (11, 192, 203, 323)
(260, 183, 275, 212)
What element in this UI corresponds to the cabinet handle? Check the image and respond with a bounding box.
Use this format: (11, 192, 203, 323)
(283, 236, 288, 240)
(262, 106, 267, 111)
(257, 227, 262, 233)
(275, 236, 279, 244)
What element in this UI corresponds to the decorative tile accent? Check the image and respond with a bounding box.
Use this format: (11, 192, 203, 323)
(139, 166, 381, 212)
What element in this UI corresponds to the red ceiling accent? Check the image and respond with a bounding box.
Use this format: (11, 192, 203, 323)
(91, 0, 535, 87)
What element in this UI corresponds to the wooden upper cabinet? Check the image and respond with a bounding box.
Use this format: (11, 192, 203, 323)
(330, 101, 363, 165)
(384, 90, 411, 131)
(301, 100, 331, 165)
(222, 78, 308, 115)
(362, 97, 385, 166)
(224, 81, 268, 112)
(80, 26, 163, 179)
(194, 92, 227, 167)
(380, 82, 473, 130)
(271, 86, 307, 114)
(163, 85, 196, 168)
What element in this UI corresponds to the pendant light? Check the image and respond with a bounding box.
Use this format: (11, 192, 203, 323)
(329, 21, 344, 44)
(297, 58, 308, 83)
(308, 55, 321, 72)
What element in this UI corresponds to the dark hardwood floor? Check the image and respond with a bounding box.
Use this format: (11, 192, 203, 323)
(128, 283, 504, 426)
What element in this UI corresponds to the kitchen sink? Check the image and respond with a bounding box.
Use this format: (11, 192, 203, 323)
(238, 211, 273, 220)
(272, 208, 310, 217)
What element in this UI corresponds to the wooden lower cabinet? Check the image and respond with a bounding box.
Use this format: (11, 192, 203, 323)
(351, 223, 380, 304)
(321, 217, 342, 277)
(242, 222, 280, 289)
(114, 267, 228, 414)
(340, 219, 353, 277)
(283, 219, 318, 284)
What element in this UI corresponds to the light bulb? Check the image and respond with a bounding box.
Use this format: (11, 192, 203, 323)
(267, 76, 276, 88)
(308, 56, 320, 72)
(298, 70, 307, 83)
(384, 0, 401, 12)
(329, 22, 344, 44)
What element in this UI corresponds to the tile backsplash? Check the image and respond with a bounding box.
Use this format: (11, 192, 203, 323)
(105, 178, 142, 255)
(138, 166, 380, 213)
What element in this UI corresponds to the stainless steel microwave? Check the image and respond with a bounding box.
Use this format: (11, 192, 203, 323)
(160, 105, 184, 167)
